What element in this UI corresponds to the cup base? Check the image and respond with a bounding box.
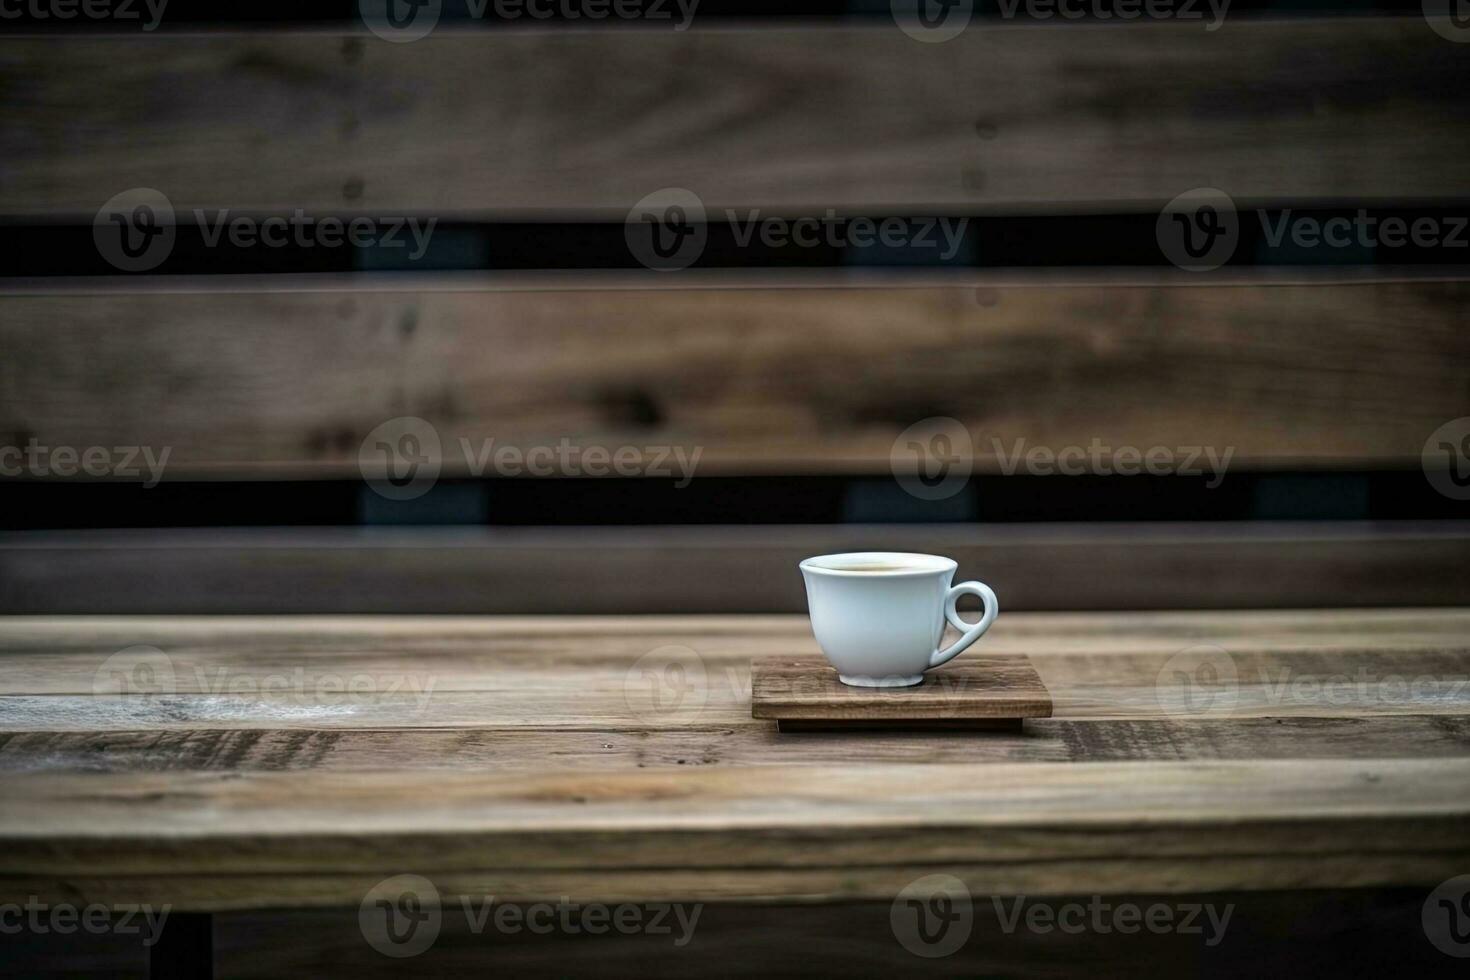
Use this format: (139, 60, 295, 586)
(838, 673, 925, 688)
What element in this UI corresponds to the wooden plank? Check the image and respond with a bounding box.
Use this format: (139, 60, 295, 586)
(4, 522, 1469, 613)
(3, 283, 1468, 476)
(10, 854, 1469, 911)
(5, 676, 1468, 731)
(5, 608, 1467, 655)
(7, 714, 1470, 772)
(1, 759, 1467, 906)
(2, 20, 1467, 213)
(0, 612, 1467, 732)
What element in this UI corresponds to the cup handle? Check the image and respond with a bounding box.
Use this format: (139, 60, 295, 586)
(928, 581, 999, 670)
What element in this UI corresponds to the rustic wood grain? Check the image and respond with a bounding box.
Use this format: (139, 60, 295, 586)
(5, 714, 1469, 773)
(751, 654, 1052, 725)
(5, 522, 1469, 613)
(3, 611, 1468, 908)
(2, 21, 1467, 213)
(10, 854, 1469, 913)
(2, 619, 1468, 731)
(2, 759, 1468, 907)
(4, 283, 1469, 476)
(6, 608, 1466, 654)
(2, 611, 1469, 726)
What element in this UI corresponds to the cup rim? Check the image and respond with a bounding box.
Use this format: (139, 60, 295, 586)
(799, 552, 957, 577)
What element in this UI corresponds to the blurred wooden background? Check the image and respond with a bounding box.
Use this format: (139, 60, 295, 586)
(3, 21, 1467, 213)
(2, 14, 1469, 613)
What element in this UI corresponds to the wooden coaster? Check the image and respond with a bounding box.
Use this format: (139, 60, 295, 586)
(751, 655, 1052, 732)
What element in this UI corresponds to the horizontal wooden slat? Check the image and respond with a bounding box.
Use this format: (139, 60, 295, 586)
(3, 759, 1468, 906)
(11, 855, 1466, 912)
(7, 608, 1468, 652)
(5, 674, 1469, 731)
(3, 522, 1468, 613)
(3, 283, 1468, 475)
(4, 715, 1470, 772)
(2, 20, 1467, 213)
(3, 610, 1468, 731)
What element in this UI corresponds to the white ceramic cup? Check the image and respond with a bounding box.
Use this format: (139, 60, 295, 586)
(799, 552, 999, 687)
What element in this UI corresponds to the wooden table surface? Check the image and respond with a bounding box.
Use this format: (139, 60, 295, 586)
(2, 610, 1469, 911)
